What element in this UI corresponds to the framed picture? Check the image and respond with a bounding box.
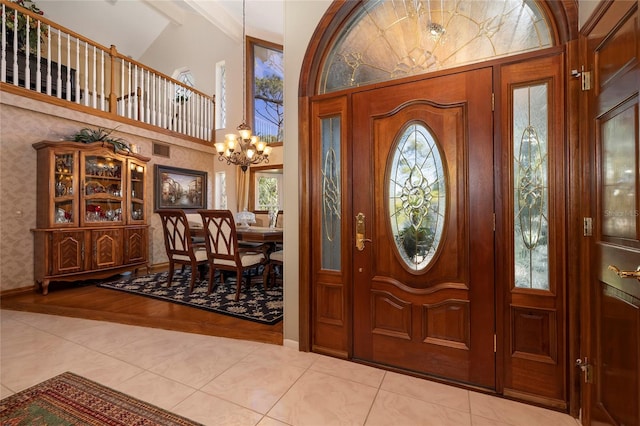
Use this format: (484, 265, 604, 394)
(154, 165, 207, 211)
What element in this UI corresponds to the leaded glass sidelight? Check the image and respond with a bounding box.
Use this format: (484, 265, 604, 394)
(389, 123, 446, 271)
(321, 116, 342, 270)
(320, 0, 553, 93)
(513, 84, 549, 290)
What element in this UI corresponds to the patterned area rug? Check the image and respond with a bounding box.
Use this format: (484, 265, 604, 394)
(97, 271, 283, 325)
(0, 372, 202, 425)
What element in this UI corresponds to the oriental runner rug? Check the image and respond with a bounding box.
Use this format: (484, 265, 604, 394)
(97, 270, 283, 325)
(0, 372, 202, 425)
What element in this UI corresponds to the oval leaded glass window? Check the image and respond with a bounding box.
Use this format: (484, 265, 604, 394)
(320, 0, 553, 93)
(389, 123, 446, 271)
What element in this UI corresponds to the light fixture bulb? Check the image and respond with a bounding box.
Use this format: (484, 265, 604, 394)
(239, 128, 252, 140)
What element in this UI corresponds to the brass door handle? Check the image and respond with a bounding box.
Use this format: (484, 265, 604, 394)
(608, 265, 640, 280)
(355, 213, 372, 251)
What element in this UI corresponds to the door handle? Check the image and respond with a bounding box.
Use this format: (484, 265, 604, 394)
(608, 265, 640, 281)
(355, 212, 372, 251)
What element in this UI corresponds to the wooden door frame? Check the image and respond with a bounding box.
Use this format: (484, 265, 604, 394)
(579, 1, 640, 423)
(298, 0, 580, 416)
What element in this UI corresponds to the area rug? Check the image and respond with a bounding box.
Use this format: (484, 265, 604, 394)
(97, 271, 283, 325)
(0, 372, 202, 425)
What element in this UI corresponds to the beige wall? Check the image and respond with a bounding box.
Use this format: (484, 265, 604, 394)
(0, 92, 216, 292)
(281, 0, 332, 345)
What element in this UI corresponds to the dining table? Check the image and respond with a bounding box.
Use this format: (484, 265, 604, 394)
(189, 222, 283, 244)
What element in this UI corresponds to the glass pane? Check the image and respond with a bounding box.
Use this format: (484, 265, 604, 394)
(84, 155, 123, 223)
(130, 161, 144, 221)
(321, 116, 341, 270)
(320, 0, 553, 93)
(389, 123, 446, 271)
(513, 84, 549, 290)
(54, 153, 74, 224)
(253, 43, 284, 143)
(602, 107, 637, 238)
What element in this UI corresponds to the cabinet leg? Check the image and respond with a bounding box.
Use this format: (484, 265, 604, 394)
(42, 279, 50, 295)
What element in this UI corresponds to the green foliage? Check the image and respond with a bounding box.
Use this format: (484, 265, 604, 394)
(70, 127, 131, 153)
(399, 224, 434, 260)
(257, 176, 278, 210)
(3, 0, 48, 54)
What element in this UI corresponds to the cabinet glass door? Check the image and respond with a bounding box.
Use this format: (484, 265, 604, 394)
(53, 152, 76, 225)
(82, 154, 124, 224)
(129, 161, 145, 222)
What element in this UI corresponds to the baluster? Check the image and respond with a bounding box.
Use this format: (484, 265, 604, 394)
(100, 49, 105, 110)
(65, 32, 71, 101)
(164, 78, 169, 129)
(25, 15, 31, 90)
(83, 41, 89, 106)
(1, 4, 5, 83)
(133, 64, 138, 120)
(120, 58, 125, 115)
(75, 38, 80, 103)
(46, 27, 51, 96)
(91, 45, 96, 108)
(55, 28, 61, 98)
(10, 10, 17, 85)
(145, 70, 151, 124)
(127, 61, 132, 119)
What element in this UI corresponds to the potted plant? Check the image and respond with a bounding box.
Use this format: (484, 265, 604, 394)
(70, 127, 132, 154)
(2, 0, 47, 54)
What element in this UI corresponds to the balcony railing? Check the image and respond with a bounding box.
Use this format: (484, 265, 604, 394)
(0, 0, 215, 143)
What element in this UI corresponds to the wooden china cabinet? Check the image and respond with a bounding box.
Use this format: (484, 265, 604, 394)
(32, 141, 150, 294)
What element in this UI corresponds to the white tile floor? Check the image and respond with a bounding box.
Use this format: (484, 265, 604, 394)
(1, 310, 580, 426)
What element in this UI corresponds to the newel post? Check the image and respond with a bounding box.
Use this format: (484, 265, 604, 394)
(108, 44, 118, 114)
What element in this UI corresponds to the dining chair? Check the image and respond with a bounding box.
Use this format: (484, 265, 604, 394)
(264, 249, 283, 289)
(198, 209, 268, 301)
(158, 209, 208, 293)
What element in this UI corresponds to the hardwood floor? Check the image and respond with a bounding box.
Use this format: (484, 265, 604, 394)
(0, 278, 283, 345)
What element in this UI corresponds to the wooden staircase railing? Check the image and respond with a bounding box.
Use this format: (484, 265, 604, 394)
(0, 0, 215, 143)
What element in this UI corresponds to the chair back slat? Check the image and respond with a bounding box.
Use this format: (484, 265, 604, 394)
(199, 209, 239, 262)
(158, 210, 193, 258)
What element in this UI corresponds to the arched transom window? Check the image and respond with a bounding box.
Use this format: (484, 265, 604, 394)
(320, 0, 553, 93)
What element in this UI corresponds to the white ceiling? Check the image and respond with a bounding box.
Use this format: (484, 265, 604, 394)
(38, 0, 284, 59)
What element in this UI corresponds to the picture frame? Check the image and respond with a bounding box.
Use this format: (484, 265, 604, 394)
(154, 165, 207, 211)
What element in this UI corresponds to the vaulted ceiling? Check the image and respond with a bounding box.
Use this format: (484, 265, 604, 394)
(38, 0, 284, 59)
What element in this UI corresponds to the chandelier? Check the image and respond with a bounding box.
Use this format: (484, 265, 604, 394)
(215, 0, 271, 172)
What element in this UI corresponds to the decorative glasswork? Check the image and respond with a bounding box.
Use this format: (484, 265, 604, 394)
(321, 116, 341, 270)
(513, 84, 549, 290)
(389, 123, 446, 271)
(602, 107, 637, 239)
(320, 0, 553, 93)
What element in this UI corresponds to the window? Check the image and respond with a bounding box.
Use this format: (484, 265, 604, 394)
(320, 0, 553, 93)
(247, 37, 283, 143)
(215, 61, 226, 130)
(215, 171, 227, 209)
(249, 165, 283, 212)
(172, 68, 194, 102)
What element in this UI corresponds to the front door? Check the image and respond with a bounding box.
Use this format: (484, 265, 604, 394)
(352, 68, 496, 388)
(583, 1, 640, 424)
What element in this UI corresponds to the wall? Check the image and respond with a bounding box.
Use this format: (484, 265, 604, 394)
(282, 0, 332, 344)
(0, 92, 216, 292)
